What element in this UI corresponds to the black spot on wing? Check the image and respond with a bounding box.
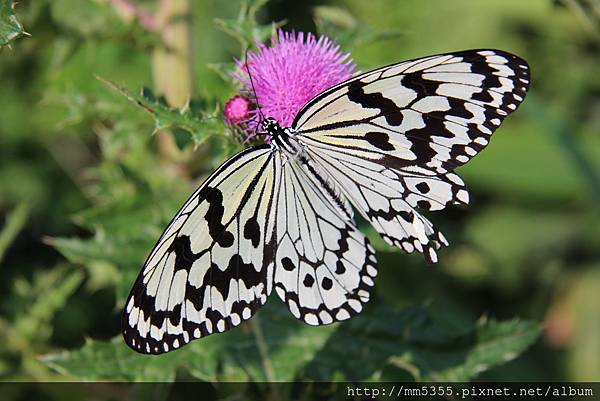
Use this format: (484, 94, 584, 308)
(415, 182, 430, 194)
(282, 257, 296, 271)
(200, 187, 234, 248)
(417, 200, 431, 210)
(347, 80, 403, 126)
(401, 72, 442, 100)
(303, 273, 315, 288)
(365, 131, 395, 151)
(169, 303, 181, 326)
(243, 217, 261, 247)
(170, 235, 197, 272)
(399, 210, 413, 222)
(321, 277, 333, 290)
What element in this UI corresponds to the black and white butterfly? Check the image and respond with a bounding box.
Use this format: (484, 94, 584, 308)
(123, 49, 530, 354)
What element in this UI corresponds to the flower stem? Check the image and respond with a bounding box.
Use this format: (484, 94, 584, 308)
(249, 315, 277, 382)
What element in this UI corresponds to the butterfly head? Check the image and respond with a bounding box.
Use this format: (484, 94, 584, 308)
(261, 117, 283, 137)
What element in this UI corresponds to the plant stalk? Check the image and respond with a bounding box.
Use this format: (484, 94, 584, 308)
(152, 0, 193, 159)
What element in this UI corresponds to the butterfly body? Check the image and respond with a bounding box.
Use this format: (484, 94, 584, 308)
(123, 49, 530, 354)
(266, 118, 303, 159)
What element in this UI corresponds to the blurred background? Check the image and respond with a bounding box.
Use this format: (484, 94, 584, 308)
(0, 0, 599, 390)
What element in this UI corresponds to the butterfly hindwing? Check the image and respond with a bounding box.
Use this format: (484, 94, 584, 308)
(273, 156, 378, 325)
(304, 145, 463, 262)
(123, 145, 281, 354)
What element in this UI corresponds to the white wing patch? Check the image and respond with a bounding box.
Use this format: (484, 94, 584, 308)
(123, 145, 281, 354)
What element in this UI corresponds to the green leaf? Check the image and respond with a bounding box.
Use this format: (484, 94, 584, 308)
(13, 266, 84, 345)
(0, 0, 24, 46)
(50, 230, 148, 270)
(49, 230, 151, 301)
(42, 337, 179, 381)
(0, 201, 30, 264)
(301, 304, 540, 382)
(213, 0, 284, 51)
(425, 317, 542, 381)
(42, 301, 332, 382)
(313, 5, 404, 50)
(97, 77, 225, 146)
(43, 301, 540, 383)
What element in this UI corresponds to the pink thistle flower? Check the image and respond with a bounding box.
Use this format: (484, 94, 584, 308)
(233, 29, 356, 140)
(224, 95, 253, 124)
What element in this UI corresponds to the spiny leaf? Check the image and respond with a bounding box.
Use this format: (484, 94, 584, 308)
(42, 301, 540, 383)
(42, 302, 329, 382)
(48, 231, 150, 301)
(0, 0, 25, 47)
(214, 18, 280, 50)
(48, 230, 149, 269)
(97, 77, 224, 146)
(300, 304, 541, 382)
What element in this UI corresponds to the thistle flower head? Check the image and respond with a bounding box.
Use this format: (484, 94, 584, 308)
(223, 95, 252, 124)
(231, 29, 356, 140)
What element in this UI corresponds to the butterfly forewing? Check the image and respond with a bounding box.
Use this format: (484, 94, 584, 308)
(294, 49, 530, 173)
(123, 145, 281, 354)
(294, 49, 529, 262)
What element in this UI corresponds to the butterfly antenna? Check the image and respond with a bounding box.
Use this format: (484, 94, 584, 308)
(245, 48, 266, 137)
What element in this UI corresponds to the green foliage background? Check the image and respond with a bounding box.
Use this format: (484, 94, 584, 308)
(0, 0, 599, 394)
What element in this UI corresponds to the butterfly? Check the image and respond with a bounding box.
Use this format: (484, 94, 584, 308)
(123, 49, 530, 354)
